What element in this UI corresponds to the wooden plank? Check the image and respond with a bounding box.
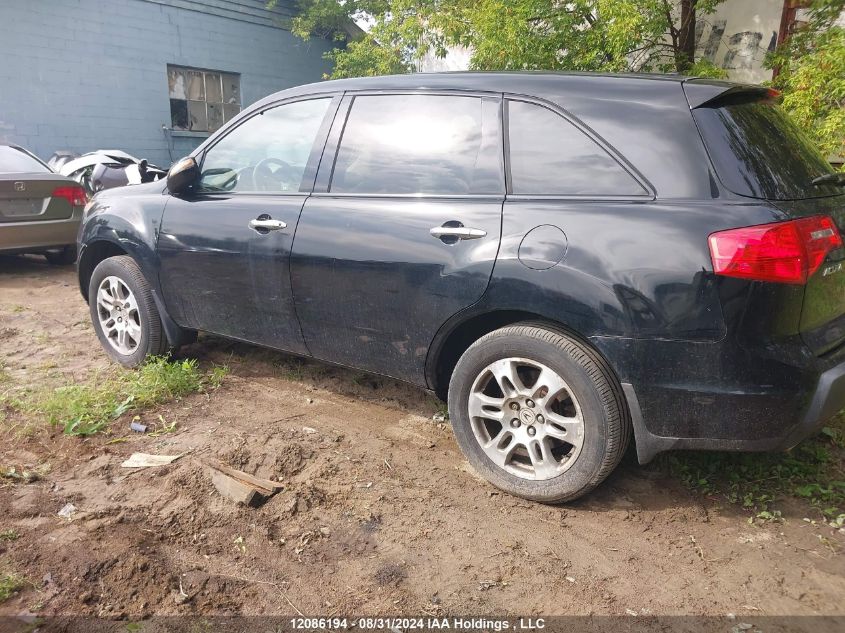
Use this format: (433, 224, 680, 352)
(210, 469, 261, 506)
(121, 453, 183, 468)
(202, 459, 284, 494)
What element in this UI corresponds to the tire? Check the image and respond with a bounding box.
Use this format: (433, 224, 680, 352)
(88, 255, 168, 367)
(448, 323, 630, 503)
(44, 245, 77, 266)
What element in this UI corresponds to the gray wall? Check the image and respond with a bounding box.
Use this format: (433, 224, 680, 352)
(0, 0, 335, 167)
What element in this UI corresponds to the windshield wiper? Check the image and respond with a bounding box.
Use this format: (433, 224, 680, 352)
(811, 173, 845, 187)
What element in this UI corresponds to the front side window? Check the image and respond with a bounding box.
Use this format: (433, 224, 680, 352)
(168, 65, 241, 133)
(199, 98, 332, 193)
(330, 94, 503, 195)
(507, 100, 646, 196)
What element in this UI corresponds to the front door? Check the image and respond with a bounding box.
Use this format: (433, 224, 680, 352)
(158, 96, 337, 354)
(290, 93, 505, 383)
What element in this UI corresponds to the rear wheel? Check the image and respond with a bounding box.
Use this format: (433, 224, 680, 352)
(44, 245, 76, 266)
(448, 323, 630, 503)
(88, 256, 168, 367)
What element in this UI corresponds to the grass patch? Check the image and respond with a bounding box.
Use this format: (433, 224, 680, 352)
(0, 572, 25, 602)
(663, 414, 845, 523)
(19, 357, 227, 437)
(0, 530, 19, 542)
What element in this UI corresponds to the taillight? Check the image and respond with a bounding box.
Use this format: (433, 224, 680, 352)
(709, 215, 843, 285)
(52, 185, 87, 207)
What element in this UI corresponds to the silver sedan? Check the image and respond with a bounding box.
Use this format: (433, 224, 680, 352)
(0, 144, 87, 265)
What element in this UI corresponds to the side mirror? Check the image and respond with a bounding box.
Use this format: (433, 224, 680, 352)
(167, 156, 199, 196)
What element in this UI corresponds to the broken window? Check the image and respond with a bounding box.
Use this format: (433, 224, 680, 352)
(168, 65, 241, 133)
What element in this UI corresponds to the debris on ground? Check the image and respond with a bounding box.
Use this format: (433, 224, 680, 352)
(57, 503, 77, 519)
(129, 421, 148, 433)
(204, 459, 283, 507)
(1, 465, 42, 483)
(120, 453, 183, 468)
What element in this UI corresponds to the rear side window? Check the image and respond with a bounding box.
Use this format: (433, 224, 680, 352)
(693, 99, 839, 200)
(0, 146, 50, 174)
(330, 94, 503, 195)
(507, 100, 646, 196)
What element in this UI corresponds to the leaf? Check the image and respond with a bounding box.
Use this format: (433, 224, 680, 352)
(112, 395, 135, 417)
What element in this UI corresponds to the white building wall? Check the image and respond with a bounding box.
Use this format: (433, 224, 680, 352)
(696, 0, 783, 84)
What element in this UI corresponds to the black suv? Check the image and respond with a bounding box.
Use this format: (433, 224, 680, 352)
(77, 73, 845, 502)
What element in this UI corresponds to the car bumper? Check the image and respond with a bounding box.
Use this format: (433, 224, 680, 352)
(596, 336, 845, 463)
(0, 213, 81, 254)
(781, 359, 845, 449)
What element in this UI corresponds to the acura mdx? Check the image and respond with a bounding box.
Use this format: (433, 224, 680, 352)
(77, 73, 845, 502)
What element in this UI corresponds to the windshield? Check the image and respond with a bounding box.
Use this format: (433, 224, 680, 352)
(693, 98, 840, 200)
(0, 146, 51, 174)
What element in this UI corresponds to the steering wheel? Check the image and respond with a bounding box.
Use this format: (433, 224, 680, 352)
(252, 157, 298, 192)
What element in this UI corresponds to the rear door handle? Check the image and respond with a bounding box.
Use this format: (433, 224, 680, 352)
(430, 226, 487, 240)
(249, 218, 287, 232)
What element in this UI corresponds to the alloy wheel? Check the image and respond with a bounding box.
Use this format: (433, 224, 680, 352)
(96, 275, 142, 355)
(467, 357, 585, 480)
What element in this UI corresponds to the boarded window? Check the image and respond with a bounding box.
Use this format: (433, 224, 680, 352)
(168, 65, 241, 133)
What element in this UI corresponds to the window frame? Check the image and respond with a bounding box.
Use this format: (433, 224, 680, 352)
(167, 65, 243, 135)
(503, 95, 654, 201)
(312, 90, 506, 200)
(191, 94, 342, 198)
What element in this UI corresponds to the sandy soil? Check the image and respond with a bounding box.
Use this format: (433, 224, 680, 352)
(0, 255, 843, 625)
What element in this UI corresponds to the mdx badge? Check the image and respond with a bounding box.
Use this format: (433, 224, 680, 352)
(822, 262, 843, 277)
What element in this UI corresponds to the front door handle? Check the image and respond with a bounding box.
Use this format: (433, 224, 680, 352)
(249, 217, 287, 232)
(430, 226, 487, 240)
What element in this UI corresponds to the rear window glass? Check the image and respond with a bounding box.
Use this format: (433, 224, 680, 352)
(0, 146, 50, 174)
(693, 99, 840, 200)
(507, 100, 646, 196)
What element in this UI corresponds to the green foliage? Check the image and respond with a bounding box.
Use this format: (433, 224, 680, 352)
(285, 0, 727, 79)
(665, 414, 845, 522)
(768, 0, 845, 163)
(0, 530, 19, 542)
(17, 357, 224, 437)
(688, 57, 728, 79)
(0, 572, 24, 602)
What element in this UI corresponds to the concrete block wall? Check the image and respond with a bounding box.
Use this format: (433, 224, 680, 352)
(0, 0, 334, 167)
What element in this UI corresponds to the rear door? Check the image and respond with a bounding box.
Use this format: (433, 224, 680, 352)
(289, 92, 505, 383)
(690, 89, 845, 354)
(0, 146, 77, 224)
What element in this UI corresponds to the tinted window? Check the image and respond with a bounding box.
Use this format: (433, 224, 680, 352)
(693, 99, 839, 200)
(199, 98, 331, 193)
(507, 100, 645, 196)
(330, 95, 502, 195)
(0, 146, 50, 174)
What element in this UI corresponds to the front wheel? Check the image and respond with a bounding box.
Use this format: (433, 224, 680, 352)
(88, 255, 168, 367)
(448, 323, 630, 503)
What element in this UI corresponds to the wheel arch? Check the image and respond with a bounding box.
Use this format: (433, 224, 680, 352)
(426, 309, 624, 402)
(78, 240, 128, 301)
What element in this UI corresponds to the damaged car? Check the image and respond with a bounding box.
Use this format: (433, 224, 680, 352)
(76, 73, 845, 502)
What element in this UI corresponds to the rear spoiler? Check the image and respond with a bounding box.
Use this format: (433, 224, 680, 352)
(682, 78, 780, 109)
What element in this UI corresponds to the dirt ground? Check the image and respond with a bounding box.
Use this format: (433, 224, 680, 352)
(0, 255, 843, 624)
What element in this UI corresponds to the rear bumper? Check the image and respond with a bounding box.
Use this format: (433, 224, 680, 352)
(0, 212, 81, 253)
(782, 359, 845, 449)
(595, 335, 845, 463)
